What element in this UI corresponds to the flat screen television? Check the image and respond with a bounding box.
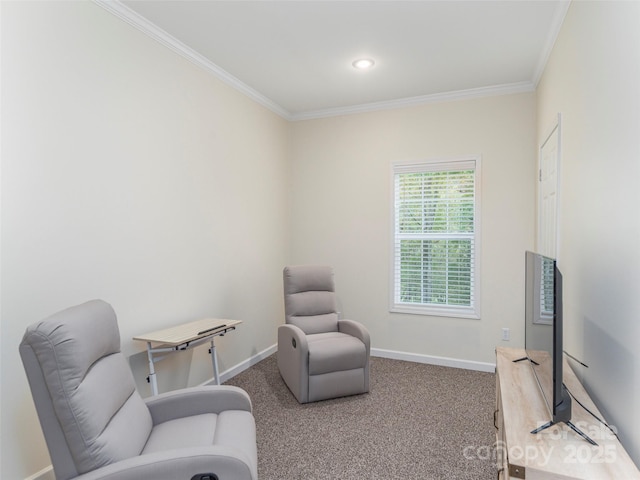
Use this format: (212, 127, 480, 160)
(522, 251, 595, 444)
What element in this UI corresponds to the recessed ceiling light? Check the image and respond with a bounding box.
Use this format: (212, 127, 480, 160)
(352, 58, 375, 70)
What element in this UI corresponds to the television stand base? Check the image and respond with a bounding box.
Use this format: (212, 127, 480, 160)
(531, 420, 597, 446)
(512, 356, 539, 366)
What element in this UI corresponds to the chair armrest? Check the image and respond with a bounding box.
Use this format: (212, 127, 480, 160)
(74, 445, 256, 480)
(338, 319, 371, 353)
(277, 324, 309, 403)
(278, 323, 308, 354)
(339, 319, 371, 393)
(145, 385, 252, 425)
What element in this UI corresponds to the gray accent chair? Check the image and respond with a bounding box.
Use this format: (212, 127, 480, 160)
(277, 265, 370, 403)
(19, 299, 258, 480)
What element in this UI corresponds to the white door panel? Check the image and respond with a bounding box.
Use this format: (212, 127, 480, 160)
(539, 115, 560, 258)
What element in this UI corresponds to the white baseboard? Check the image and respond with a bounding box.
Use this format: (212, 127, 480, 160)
(220, 344, 496, 374)
(199, 343, 278, 386)
(220, 344, 277, 382)
(213, 344, 496, 378)
(371, 347, 496, 373)
(228, 344, 496, 373)
(25, 465, 54, 480)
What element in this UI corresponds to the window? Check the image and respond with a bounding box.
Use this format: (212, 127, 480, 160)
(534, 255, 554, 325)
(391, 157, 481, 318)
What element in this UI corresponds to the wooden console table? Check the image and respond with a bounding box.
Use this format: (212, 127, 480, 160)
(495, 347, 639, 479)
(134, 318, 241, 395)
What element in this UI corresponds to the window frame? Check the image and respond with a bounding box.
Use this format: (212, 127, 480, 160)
(390, 156, 482, 319)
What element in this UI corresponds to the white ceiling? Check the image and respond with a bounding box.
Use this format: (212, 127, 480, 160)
(109, 0, 569, 120)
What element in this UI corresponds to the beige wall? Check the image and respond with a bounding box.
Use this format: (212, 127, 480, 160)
(4, 0, 640, 478)
(289, 93, 537, 364)
(1, 2, 288, 478)
(536, 0, 640, 464)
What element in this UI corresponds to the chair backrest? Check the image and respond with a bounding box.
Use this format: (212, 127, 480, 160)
(283, 265, 339, 335)
(20, 300, 153, 480)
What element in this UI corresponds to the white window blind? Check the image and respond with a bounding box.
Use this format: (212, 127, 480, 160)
(391, 157, 481, 318)
(538, 256, 554, 324)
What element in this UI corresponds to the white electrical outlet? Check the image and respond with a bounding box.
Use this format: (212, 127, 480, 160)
(501, 328, 510, 341)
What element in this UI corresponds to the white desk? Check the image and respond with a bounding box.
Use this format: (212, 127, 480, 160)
(134, 318, 241, 395)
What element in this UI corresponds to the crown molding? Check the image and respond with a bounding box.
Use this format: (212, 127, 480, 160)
(93, 0, 293, 120)
(532, 0, 571, 86)
(94, 0, 556, 123)
(290, 81, 536, 121)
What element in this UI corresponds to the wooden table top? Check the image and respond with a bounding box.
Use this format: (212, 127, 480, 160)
(133, 318, 242, 346)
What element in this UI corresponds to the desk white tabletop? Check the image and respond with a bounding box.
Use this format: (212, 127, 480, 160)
(133, 318, 241, 346)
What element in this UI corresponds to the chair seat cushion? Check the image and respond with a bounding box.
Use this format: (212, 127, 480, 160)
(307, 332, 366, 375)
(142, 410, 256, 464)
(142, 414, 216, 454)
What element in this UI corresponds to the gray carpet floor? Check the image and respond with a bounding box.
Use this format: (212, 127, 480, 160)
(225, 354, 498, 479)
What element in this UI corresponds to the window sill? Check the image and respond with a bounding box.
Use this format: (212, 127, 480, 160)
(390, 304, 480, 320)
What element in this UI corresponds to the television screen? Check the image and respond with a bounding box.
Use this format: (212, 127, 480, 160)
(523, 252, 598, 444)
(524, 251, 560, 421)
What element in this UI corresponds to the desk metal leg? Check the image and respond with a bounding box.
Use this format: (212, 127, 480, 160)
(146, 341, 159, 396)
(210, 339, 220, 385)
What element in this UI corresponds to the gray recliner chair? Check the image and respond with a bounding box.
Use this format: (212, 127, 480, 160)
(277, 265, 370, 403)
(20, 299, 258, 480)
